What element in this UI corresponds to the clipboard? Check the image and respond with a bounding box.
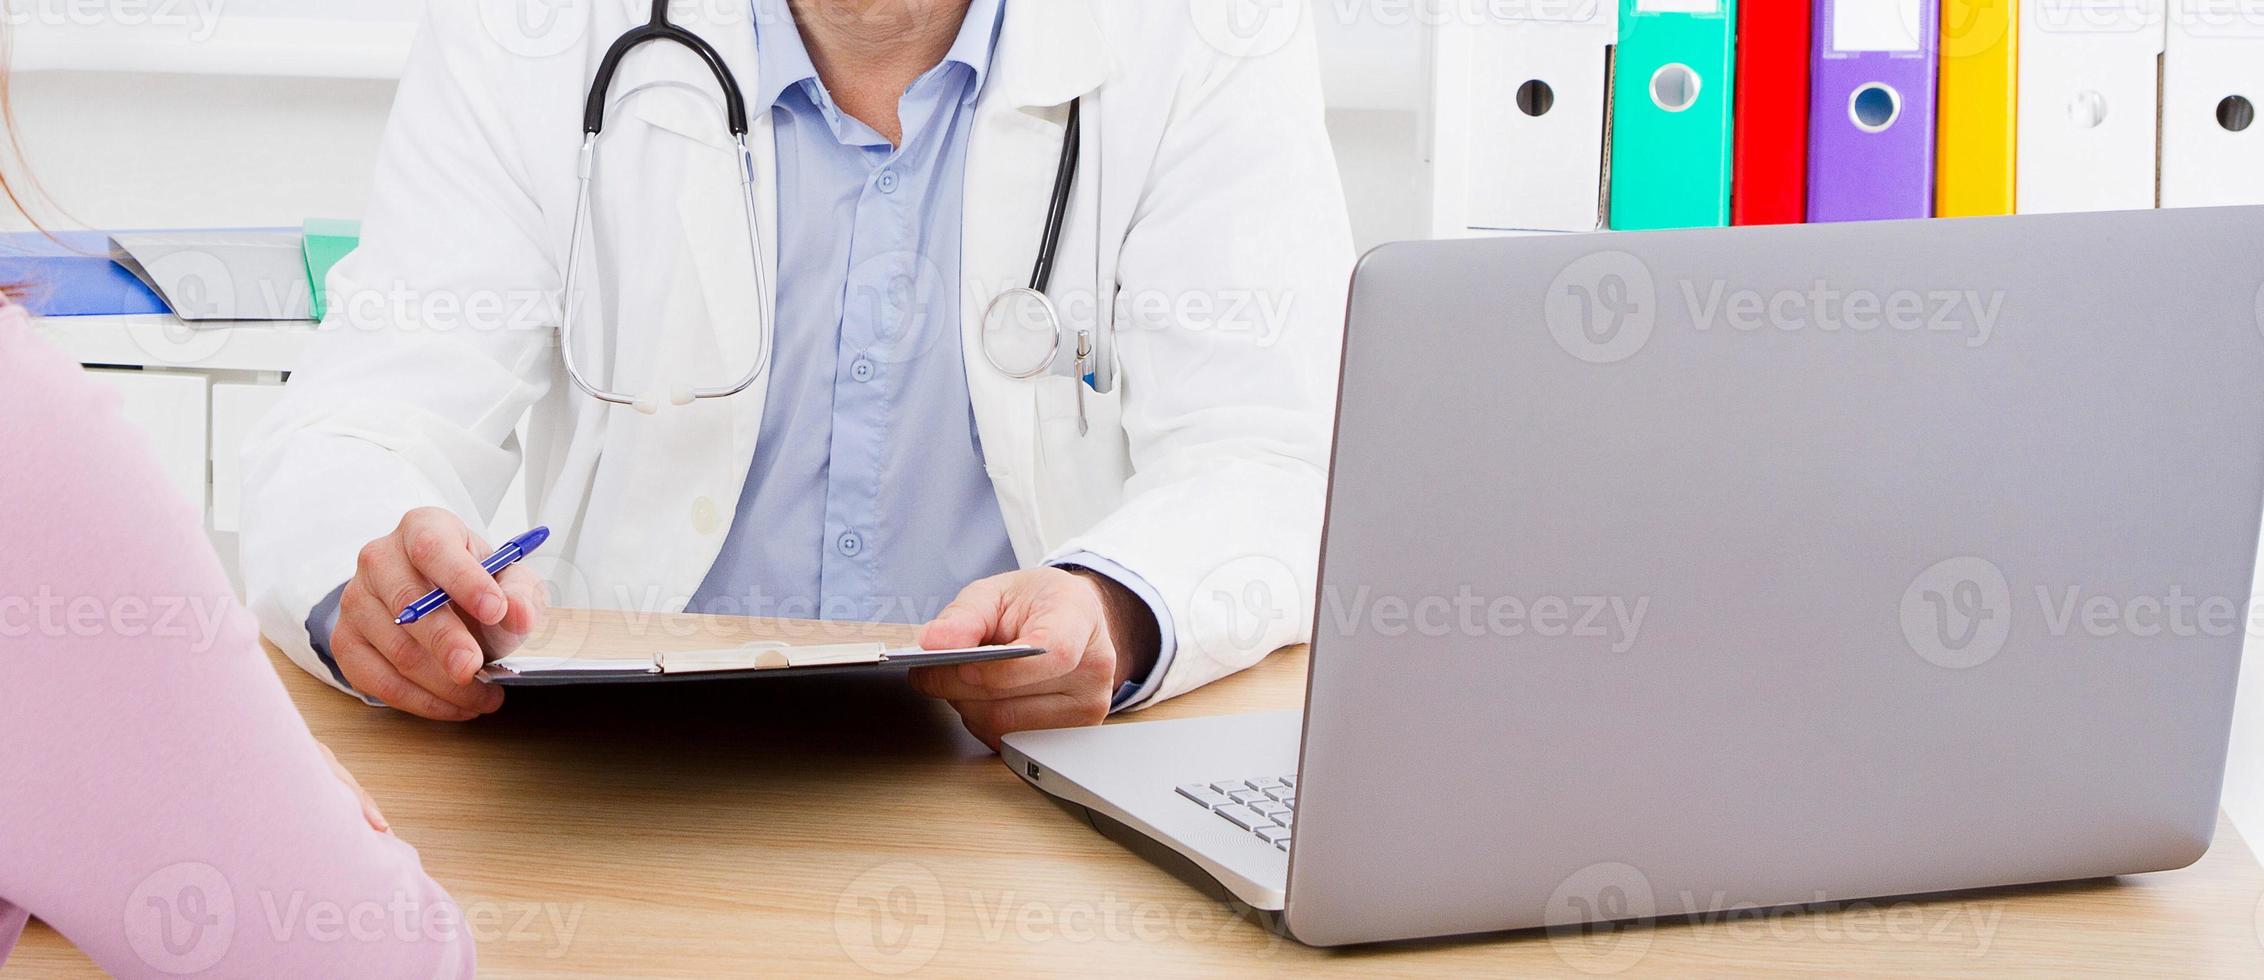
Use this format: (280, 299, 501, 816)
(478, 641, 1044, 687)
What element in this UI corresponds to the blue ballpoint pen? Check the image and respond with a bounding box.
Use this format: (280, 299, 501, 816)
(394, 526, 551, 626)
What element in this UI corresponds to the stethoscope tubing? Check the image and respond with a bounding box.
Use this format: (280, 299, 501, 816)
(559, 2, 1082, 411)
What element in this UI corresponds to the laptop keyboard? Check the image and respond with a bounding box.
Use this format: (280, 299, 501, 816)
(1176, 775, 1296, 850)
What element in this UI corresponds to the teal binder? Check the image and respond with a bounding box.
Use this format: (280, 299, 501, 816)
(1607, 0, 1740, 230)
(302, 218, 361, 321)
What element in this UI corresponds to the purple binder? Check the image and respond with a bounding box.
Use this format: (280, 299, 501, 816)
(1806, 0, 1939, 222)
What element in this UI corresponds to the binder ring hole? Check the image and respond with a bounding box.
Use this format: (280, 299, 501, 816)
(1648, 64, 1699, 113)
(2218, 95, 2255, 132)
(1517, 79, 1556, 117)
(1848, 83, 1900, 133)
(2067, 91, 2109, 129)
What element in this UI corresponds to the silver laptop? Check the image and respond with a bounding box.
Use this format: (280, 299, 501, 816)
(1001, 206, 2264, 946)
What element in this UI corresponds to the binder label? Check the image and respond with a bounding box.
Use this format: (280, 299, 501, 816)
(1833, 0, 1927, 50)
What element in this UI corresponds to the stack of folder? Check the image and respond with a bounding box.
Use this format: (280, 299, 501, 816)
(0, 230, 171, 317)
(0, 219, 361, 320)
(1443, 0, 2264, 233)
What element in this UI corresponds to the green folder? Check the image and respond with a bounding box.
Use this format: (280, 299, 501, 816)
(1606, 0, 1739, 230)
(301, 218, 361, 321)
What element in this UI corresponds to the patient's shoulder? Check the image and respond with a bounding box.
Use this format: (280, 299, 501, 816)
(0, 302, 130, 467)
(0, 303, 113, 416)
(0, 301, 216, 568)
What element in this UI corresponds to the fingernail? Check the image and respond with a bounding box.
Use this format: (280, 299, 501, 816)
(454, 647, 481, 681)
(476, 594, 507, 624)
(366, 802, 390, 833)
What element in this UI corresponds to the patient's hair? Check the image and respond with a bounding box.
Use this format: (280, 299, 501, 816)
(0, 26, 30, 301)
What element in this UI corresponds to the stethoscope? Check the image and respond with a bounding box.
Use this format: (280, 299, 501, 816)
(560, 0, 1087, 423)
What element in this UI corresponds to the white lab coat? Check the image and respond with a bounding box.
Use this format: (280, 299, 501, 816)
(240, 0, 1355, 708)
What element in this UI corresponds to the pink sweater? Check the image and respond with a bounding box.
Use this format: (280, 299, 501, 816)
(0, 305, 475, 977)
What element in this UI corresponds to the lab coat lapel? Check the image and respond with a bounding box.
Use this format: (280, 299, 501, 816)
(961, 0, 1110, 561)
(603, 2, 777, 609)
(666, 1, 777, 461)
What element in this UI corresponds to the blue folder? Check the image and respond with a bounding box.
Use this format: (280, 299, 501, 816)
(0, 230, 170, 317)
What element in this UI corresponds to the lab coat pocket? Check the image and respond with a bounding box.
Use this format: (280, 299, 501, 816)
(1029, 375, 1131, 547)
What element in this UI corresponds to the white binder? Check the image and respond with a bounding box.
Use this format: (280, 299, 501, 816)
(2016, 0, 2168, 213)
(2161, 0, 2264, 207)
(1427, 0, 1619, 235)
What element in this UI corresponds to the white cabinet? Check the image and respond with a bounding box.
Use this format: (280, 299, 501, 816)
(82, 368, 210, 521)
(38, 316, 312, 557)
(210, 382, 289, 533)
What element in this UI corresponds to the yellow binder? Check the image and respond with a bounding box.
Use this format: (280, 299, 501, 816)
(1936, 0, 2018, 216)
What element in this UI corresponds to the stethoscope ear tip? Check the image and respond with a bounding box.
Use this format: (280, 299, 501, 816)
(633, 396, 662, 416)
(671, 384, 697, 407)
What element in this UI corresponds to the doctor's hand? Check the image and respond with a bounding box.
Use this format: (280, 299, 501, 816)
(331, 507, 548, 721)
(909, 568, 1162, 750)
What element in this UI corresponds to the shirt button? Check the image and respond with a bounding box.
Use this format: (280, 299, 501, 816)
(837, 530, 864, 557)
(850, 356, 875, 383)
(875, 169, 899, 193)
(691, 496, 720, 535)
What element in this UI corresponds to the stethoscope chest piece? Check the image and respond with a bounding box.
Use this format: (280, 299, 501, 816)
(980, 286, 1063, 379)
(974, 98, 1085, 395)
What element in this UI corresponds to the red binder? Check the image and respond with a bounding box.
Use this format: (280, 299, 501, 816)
(1730, 0, 1813, 225)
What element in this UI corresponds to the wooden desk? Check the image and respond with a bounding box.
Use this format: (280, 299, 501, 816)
(15, 610, 2264, 976)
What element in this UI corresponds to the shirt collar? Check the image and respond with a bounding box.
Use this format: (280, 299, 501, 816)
(752, 0, 1006, 111)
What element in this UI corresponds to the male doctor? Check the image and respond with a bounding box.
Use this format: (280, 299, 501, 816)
(240, 0, 1352, 746)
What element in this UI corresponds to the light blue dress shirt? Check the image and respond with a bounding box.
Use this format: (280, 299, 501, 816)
(310, 0, 1175, 709)
(684, 0, 1015, 626)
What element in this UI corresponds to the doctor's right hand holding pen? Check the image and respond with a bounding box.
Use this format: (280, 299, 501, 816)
(329, 507, 549, 720)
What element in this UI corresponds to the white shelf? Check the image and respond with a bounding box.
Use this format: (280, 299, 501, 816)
(34, 313, 316, 374)
(10, 17, 417, 79)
